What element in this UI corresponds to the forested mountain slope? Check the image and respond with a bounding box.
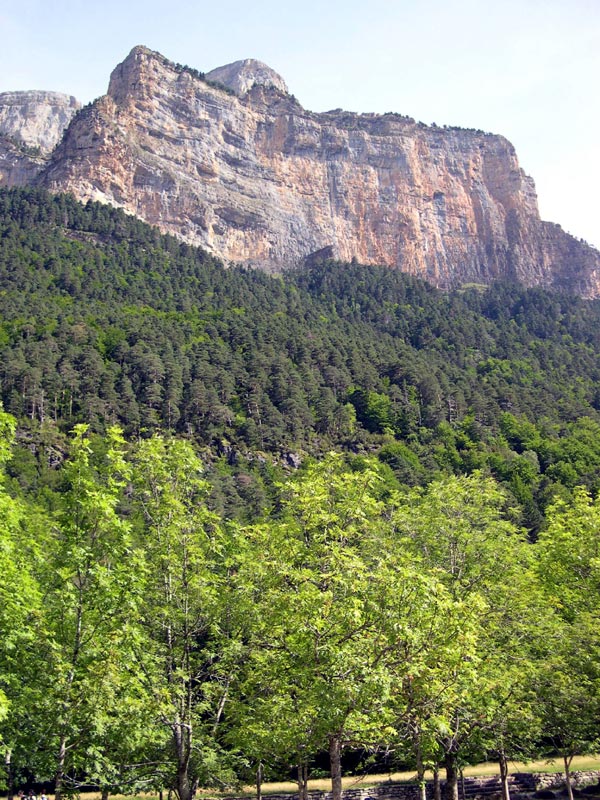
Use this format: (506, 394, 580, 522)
(2, 186, 600, 526)
(2, 186, 600, 800)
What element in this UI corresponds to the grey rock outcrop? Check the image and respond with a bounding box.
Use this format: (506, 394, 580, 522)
(0, 90, 80, 187)
(0, 90, 80, 152)
(206, 59, 288, 95)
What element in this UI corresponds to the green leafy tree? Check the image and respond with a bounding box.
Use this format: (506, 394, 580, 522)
(0, 410, 46, 798)
(233, 456, 401, 800)
(534, 490, 600, 800)
(233, 455, 455, 800)
(39, 425, 140, 799)
(391, 474, 540, 800)
(130, 436, 236, 800)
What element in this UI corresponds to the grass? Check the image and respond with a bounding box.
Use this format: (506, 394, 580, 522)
(11, 756, 600, 800)
(237, 756, 600, 795)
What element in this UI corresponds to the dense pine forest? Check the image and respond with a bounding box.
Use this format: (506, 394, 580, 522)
(4, 187, 600, 526)
(0, 187, 599, 800)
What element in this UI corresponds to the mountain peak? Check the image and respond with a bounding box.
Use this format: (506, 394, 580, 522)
(5, 46, 599, 297)
(205, 59, 288, 95)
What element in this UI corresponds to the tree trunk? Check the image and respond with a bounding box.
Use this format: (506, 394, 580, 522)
(433, 766, 441, 800)
(177, 758, 192, 800)
(329, 734, 343, 800)
(173, 713, 193, 800)
(54, 733, 67, 800)
(415, 734, 427, 800)
(563, 755, 574, 800)
(256, 761, 263, 800)
(460, 769, 466, 800)
(297, 763, 309, 800)
(499, 750, 511, 800)
(5, 748, 14, 800)
(444, 752, 459, 800)
(101, 789, 110, 800)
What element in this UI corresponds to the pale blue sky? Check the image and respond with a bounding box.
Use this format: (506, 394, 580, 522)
(1, 0, 598, 248)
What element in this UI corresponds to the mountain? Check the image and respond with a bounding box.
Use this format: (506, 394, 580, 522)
(0, 90, 80, 152)
(4, 185, 600, 527)
(0, 90, 80, 185)
(1, 45, 599, 296)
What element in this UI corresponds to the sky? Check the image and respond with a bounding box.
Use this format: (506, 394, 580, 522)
(1, 0, 599, 249)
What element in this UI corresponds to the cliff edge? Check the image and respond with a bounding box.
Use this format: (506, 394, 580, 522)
(3, 46, 599, 296)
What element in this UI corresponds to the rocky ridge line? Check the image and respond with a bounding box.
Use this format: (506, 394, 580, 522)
(1, 46, 599, 297)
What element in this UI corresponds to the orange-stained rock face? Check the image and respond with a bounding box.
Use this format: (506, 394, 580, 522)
(5, 46, 600, 296)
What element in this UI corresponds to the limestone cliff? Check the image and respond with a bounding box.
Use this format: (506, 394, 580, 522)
(205, 59, 288, 94)
(5, 46, 600, 296)
(0, 91, 80, 187)
(0, 91, 80, 152)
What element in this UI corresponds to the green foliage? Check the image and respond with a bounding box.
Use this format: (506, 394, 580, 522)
(232, 455, 438, 794)
(0, 419, 598, 794)
(536, 488, 600, 620)
(0, 409, 43, 729)
(348, 388, 395, 434)
(129, 436, 240, 796)
(3, 184, 600, 794)
(2, 187, 600, 528)
(533, 490, 600, 796)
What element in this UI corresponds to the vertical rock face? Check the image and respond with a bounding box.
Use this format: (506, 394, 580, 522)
(0, 91, 80, 152)
(0, 91, 80, 187)
(0, 137, 46, 187)
(3, 46, 600, 296)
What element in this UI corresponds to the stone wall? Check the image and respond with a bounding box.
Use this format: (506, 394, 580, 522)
(512, 771, 600, 792)
(222, 772, 600, 800)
